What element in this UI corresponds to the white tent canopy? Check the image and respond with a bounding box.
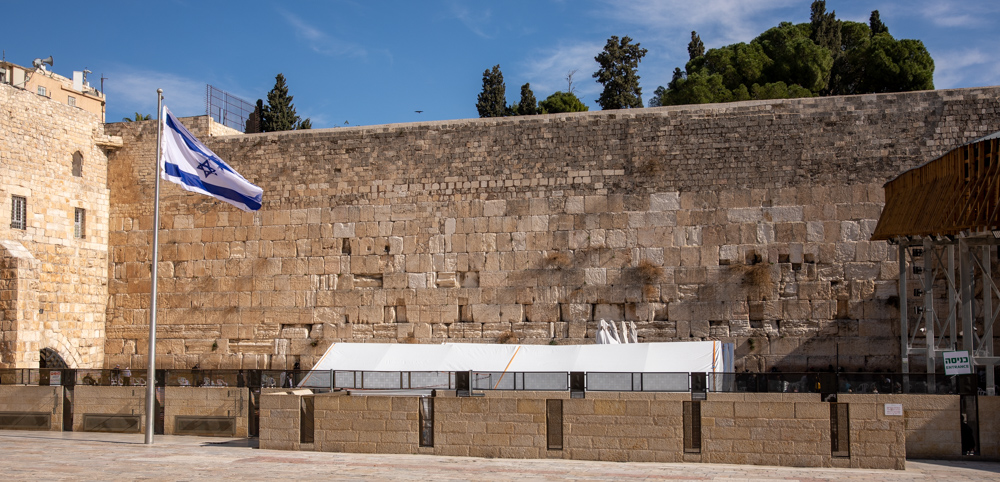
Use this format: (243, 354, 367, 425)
(304, 341, 727, 376)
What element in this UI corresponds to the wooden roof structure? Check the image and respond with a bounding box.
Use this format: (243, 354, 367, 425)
(872, 132, 1000, 240)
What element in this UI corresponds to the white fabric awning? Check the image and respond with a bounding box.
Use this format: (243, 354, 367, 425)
(305, 341, 724, 374)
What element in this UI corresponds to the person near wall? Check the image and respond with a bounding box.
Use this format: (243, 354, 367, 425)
(961, 414, 976, 456)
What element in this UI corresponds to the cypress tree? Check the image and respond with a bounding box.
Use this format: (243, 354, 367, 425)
(514, 83, 539, 115)
(476, 65, 509, 117)
(688, 31, 705, 61)
(593, 35, 648, 110)
(869, 10, 888, 36)
(261, 73, 311, 132)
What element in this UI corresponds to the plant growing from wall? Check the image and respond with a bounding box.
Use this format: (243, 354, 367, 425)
(497, 331, 519, 344)
(544, 251, 572, 269)
(731, 252, 774, 301)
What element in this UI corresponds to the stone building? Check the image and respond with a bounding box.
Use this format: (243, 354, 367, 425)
(4, 77, 1000, 372)
(1, 80, 118, 368)
(0, 59, 106, 120)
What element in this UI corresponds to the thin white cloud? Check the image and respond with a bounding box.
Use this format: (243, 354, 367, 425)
(597, 0, 800, 47)
(933, 48, 1000, 89)
(520, 41, 605, 100)
(279, 10, 368, 58)
(917, 1, 999, 28)
(450, 2, 494, 39)
(104, 68, 205, 119)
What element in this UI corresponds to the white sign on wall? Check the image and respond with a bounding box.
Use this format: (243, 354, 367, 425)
(943, 350, 973, 375)
(884, 403, 903, 416)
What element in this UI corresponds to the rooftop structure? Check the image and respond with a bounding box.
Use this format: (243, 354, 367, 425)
(0, 57, 105, 121)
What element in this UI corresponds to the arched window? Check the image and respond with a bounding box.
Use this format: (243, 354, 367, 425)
(40, 348, 69, 369)
(72, 151, 83, 177)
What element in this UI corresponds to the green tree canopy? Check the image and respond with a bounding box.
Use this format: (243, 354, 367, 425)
(513, 82, 539, 115)
(539, 91, 589, 113)
(476, 65, 509, 117)
(756, 22, 833, 93)
(260, 73, 311, 132)
(122, 112, 151, 122)
(593, 35, 648, 109)
(652, 2, 933, 107)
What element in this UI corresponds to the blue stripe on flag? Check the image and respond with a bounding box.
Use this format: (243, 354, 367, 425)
(163, 162, 262, 211)
(164, 114, 237, 174)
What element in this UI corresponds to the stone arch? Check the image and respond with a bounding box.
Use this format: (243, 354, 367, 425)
(72, 151, 83, 177)
(39, 347, 68, 369)
(39, 332, 83, 368)
(0, 240, 39, 368)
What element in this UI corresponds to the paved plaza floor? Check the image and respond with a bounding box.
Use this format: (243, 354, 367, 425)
(0, 430, 997, 481)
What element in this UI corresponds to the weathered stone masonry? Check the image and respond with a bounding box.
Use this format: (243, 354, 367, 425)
(102, 87, 1000, 371)
(1, 83, 114, 368)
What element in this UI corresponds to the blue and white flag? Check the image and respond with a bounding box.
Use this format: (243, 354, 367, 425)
(160, 106, 263, 211)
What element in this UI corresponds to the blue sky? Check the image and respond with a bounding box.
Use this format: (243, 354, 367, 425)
(3, 1, 999, 128)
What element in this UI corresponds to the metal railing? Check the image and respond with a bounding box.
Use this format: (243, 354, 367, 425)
(206, 84, 254, 132)
(586, 372, 689, 392)
(0, 368, 992, 395)
(471, 372, 567, 391)
(331, 371, 454, 390)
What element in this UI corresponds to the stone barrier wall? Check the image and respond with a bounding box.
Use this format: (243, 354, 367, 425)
(259, 388, 312, 450)
(979, 396, 1000, 459)
(0, 82, 113, 368)
(0, 385, 63, 431)
(103, 87, 1000, 371)
(259, 390, 906, 469)
(72, 385, 146, 432)
(837, 393, 1000, 460)
(163, 386, 249, 437)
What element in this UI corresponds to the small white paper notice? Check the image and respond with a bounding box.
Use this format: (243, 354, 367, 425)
(885, 404, 903, 416)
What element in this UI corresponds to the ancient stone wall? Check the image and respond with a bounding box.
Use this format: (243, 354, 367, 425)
(103, 87, 1000, 371)
(0, 83, 113, 368)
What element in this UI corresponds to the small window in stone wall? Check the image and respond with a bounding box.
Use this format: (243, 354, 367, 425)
(546, 399, 563, 450)
(299, 396, 314, 444)
(683, 401, 701, 453)
(419, 397, 434, 447)
(74, 208, 86, 239)
(67, 95, 76, 107)
(11, 195, 26, 230)
(37, 86, 47, 97)
(72, 151, 83, 177)
(830, 403, 850, 457)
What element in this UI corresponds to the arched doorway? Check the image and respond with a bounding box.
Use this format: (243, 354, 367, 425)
(39, 348, 73, 431)
(39, 348, 68, 369)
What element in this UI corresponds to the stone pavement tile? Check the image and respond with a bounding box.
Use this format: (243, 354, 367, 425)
(0, 430, 998, 481)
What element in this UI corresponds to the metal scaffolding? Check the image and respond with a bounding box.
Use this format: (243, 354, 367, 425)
(894, 235, 998, 394)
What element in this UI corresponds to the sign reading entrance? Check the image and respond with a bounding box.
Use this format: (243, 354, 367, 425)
(943, 350, 972, 375)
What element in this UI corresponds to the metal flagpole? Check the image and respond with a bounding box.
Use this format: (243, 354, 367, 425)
(145, 88, 164, 445)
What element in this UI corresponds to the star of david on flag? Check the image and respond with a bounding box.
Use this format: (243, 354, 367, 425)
(159, 106, 263, 211)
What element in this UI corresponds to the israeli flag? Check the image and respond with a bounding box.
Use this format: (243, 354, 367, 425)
(160, 106, 263, 211)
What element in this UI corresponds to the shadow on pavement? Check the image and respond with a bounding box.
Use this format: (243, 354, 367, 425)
(910, 459, 1000, 474)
